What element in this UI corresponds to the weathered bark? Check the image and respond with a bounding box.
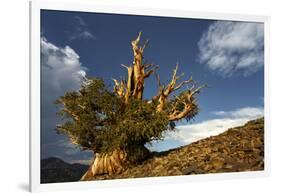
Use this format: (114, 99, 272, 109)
(80, 145, 150, 180)
(81, 149, 127, 180)
(168, 84, 206, 121)
(155, 64, 191, 112)
(154, 64, 205, 121)
(113, 32, 156, 102)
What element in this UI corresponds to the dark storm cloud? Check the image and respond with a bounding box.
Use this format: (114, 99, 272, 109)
(41, 37, 91, 162)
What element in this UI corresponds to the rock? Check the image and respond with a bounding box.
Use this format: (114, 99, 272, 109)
(212, 160, 225, 170)
(224, 164, 234, 169)
(182, 166, 197, 174)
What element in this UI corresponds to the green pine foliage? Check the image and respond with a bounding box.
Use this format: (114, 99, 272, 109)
(55, 78, 172, 161)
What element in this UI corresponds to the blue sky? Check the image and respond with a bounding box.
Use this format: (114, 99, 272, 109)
(41, 10, 264, 164)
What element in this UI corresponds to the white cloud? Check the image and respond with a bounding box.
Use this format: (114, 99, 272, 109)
(198, 21, 264, 77)
(69, 16, 96, 41)
(74, 15, 87, 27)
(163, 106, 263, 145)
(41, 37, 87, 100)
(69, 30, 96, 41)
(212, 107, 264, 119)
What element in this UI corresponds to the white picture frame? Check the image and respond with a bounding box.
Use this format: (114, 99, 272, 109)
(30, 0, 270, 192)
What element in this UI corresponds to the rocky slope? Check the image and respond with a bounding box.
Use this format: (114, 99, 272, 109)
(41, 157, 88, 183)
(85, 118, 264, 180)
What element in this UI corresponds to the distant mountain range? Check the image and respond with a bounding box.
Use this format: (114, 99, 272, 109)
(41, 157, 89, 183)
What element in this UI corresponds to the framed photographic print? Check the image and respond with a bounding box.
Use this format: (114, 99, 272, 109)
(30, 0, 270, 192)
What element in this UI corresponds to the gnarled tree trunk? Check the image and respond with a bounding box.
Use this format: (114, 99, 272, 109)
(81, 145, 150, 180)
(81, 149, 126, 180)
(81, 32, 156, 179)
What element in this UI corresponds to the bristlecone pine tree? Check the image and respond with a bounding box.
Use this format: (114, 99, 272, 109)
(55, 32, 206, 180)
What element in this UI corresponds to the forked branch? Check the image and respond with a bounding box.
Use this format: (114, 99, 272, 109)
(168, 83, 206, 121)
(155, 64, 195, 111)
(153, 64, 206, 121)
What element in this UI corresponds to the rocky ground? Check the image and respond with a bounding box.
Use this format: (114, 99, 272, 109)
(86, 117, 264, 180)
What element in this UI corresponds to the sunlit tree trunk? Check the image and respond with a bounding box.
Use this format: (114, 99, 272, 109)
(81, 149, 126, 180)
(82, 32, 156, 179)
